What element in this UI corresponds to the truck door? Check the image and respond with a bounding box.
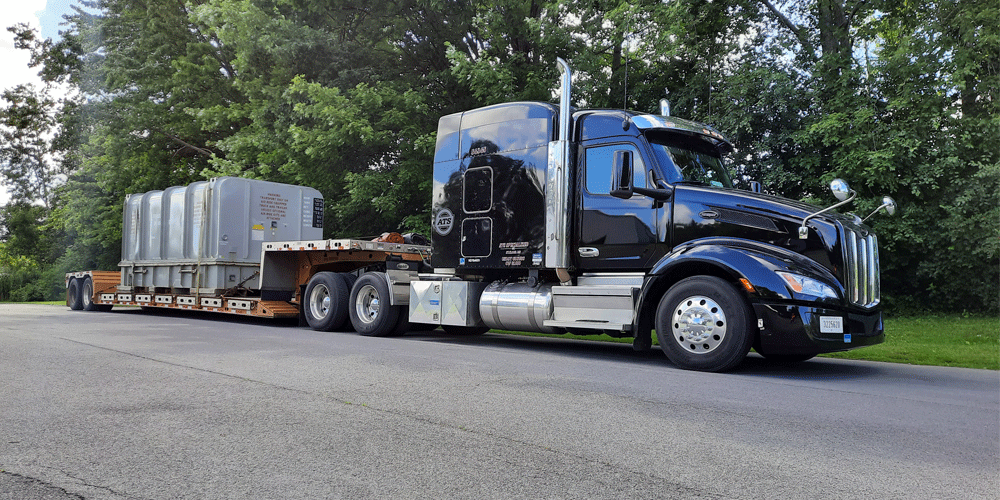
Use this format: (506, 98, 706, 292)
(574, 142, 663, 271)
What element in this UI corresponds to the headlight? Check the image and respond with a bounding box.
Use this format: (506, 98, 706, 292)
(775, 271, 839, 300)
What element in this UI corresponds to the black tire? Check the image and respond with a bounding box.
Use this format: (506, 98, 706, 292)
(655, 276, 755, 372)
(67, 279, 83, 311)
(389, 310, 411, 337)
(341, 272, 358, 290)
(349, 272, 405, 337)
(81, 277, 100, 311)
(442, 325, 491, 335)
(304, 272, 351, 331)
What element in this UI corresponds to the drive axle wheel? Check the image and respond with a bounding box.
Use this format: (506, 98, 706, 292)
(304, 272, 350, 331)
(349, 272, 408, 337)
(655, 276, 754, 372)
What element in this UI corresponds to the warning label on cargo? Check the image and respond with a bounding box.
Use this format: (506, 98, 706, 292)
(260, 193, 289, 221)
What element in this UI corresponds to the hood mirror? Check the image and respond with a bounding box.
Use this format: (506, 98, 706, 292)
(863, 196, 898, 222)
(799, 178, 858, 239)
(830, 179, 852, 201)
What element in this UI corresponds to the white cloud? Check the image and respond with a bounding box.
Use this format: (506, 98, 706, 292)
(0, 0, 48, 92)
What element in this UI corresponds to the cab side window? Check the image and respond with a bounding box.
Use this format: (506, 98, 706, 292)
(585, 144, 646, 195)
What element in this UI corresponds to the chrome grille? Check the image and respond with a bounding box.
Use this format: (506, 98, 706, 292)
(844, 229, 880, 307)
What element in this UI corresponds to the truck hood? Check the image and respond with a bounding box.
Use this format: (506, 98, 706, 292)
(680, 185, 869, 235)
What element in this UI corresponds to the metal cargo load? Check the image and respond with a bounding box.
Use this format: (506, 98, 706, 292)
(119, 177, 324, 293)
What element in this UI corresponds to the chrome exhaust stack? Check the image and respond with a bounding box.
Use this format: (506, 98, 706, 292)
(545, 58, 573, 283)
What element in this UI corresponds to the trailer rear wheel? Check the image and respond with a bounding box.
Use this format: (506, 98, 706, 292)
(67, 278, 84, 310)
(655, 276, 754, 372)
(304, 272, 350, 331)
(81, 277, 108, 311)
(350, 272, 406, 337)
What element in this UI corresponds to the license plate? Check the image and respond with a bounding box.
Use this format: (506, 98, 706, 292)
(820, 316, 844, 334)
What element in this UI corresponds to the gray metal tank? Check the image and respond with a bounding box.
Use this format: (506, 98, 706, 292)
(119, 177, 324, 293)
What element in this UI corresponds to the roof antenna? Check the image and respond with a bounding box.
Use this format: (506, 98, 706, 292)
(622, 12, 630, 109)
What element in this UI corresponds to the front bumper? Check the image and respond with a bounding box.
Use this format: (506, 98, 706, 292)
(752, 302, 884, 356)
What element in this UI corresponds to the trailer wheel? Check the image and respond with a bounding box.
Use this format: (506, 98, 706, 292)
(81, 277, 108, 311)
(81, 277, 94, 310)
(349, 272, 405, 337)
(67, 278, 84, 310)
(304, 272, 351, 332)
(655, 276, 754, 372)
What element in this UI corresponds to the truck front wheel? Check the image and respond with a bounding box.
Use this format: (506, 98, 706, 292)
(349, 272, 407, 337)
(655, 276, 754, 372)
(304, 272, 350, 331)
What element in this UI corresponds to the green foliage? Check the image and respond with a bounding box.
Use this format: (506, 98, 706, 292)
(0, 243, 43, 302)
(0, 83, 60, 207)
(0, 0, 995, 313)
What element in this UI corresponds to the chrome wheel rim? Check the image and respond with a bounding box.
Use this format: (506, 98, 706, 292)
(82, 281, 93, 308)
(308, 284, 330, 320)
(355, 284, 380, 325)
(672, 295, 727, 354)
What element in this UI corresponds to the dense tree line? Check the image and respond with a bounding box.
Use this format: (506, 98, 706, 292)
(0, 0, 996, 314)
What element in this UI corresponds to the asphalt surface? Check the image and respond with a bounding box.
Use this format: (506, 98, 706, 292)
(1, 303, 997, 499)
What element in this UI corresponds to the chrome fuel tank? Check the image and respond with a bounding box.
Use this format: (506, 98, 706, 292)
(479, 281, 561, 334)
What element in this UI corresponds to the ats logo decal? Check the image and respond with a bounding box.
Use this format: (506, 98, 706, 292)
(434, 208, 454, 236)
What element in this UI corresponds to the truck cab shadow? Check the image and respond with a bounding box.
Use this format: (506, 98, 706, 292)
(399, 329, 888, 378)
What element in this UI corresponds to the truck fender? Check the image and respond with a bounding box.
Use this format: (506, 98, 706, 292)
(632, 237, 843, 344)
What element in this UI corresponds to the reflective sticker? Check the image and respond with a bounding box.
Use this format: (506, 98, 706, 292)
(820, 316, 844, 334)
(844, 334, 852, 343)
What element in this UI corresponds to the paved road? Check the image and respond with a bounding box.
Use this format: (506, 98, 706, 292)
(1, 304, 997, 499)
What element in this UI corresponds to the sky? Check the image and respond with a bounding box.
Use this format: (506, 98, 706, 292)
(0, 0, 75, 206)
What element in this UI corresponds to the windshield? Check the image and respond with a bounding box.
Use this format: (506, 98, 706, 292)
(647, 134, 734, 189)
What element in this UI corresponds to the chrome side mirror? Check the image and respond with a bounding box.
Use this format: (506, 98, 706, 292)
(799, 178, 858, 239)
(883, 196, 897, 216)
(830, 179, 852, 201)
(610, 150, 634, 199)
(863, 196, 897, 222)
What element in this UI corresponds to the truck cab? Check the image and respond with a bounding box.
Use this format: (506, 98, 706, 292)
(421, 59, 892, 371)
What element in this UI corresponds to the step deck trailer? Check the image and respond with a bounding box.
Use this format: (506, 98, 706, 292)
(65, 238, 430, 320)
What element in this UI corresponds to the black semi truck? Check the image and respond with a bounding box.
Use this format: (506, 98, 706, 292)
(68, 59, 896, 372)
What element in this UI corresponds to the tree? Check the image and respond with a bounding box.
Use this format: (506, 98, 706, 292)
(2, 0, 994, 313)
(0, 84, 60, 208)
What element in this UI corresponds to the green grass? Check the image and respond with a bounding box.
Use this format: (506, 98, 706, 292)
(820, 315, 999, 370)
(2, 300, 66, 305)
